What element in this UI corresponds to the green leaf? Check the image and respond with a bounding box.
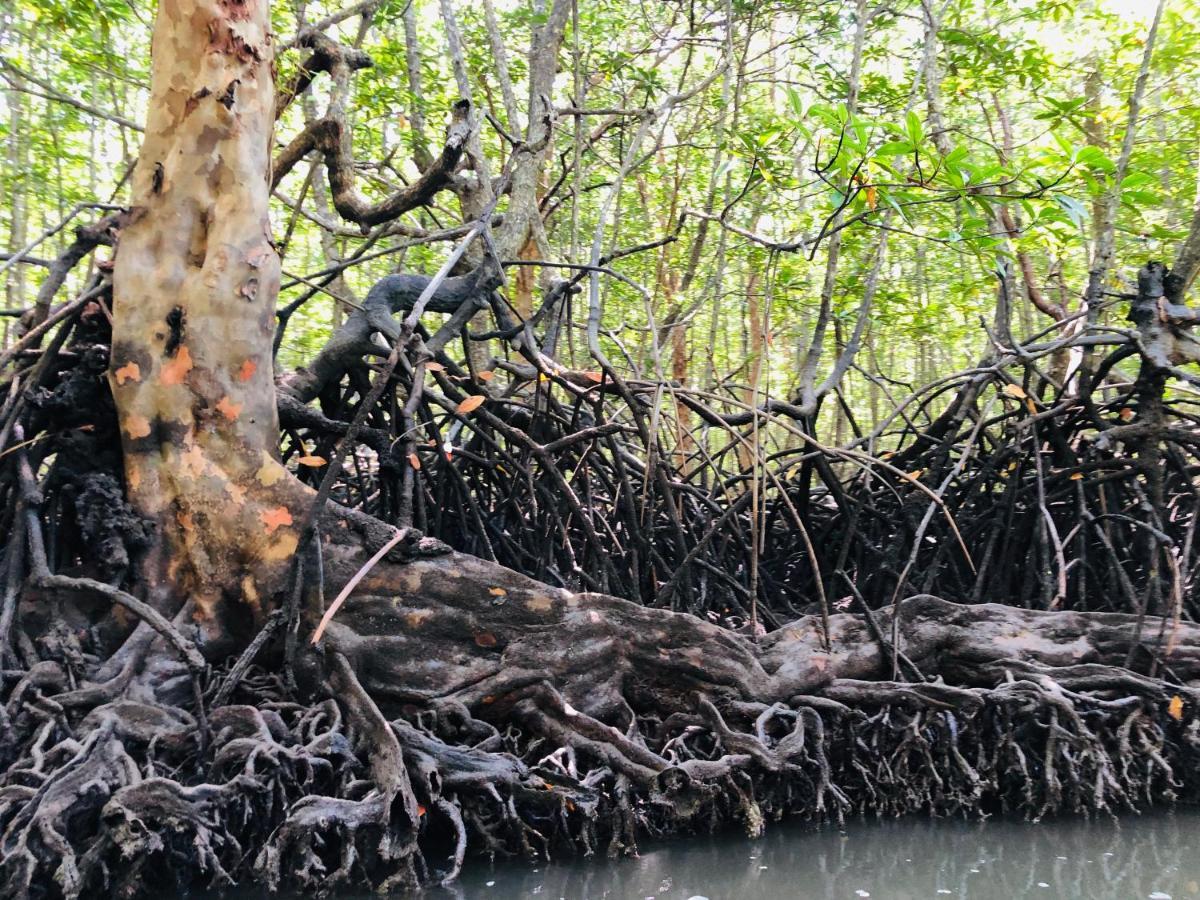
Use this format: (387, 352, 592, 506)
(905, 110, 925, 145)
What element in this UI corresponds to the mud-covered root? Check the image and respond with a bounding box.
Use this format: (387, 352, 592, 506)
(257, 792, 419, 893)
(79, 777, 254, 899)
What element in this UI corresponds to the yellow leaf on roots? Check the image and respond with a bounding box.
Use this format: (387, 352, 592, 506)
(457, 395, 486, 415)
(1002, 383, 1026, 399)
(1168, 694, 1185, 721)
(489, 587, 507, 596)
(296, 454, 326, 467)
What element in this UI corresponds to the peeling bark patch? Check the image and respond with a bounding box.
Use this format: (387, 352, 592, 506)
(240, 277, 259, 301)
(113, 361, 142, 385)
(526, 595, 554, 613)
(160, 345, 194, 385)
(219, 0, 254, 20)
(207, 20, 263, 63)
(216, 396, 243, 420)
(123, 414, 152, 439)
(405, 610, 433, 629)
(152, 163, 165, 194)
(218, 79, 240, 109)
(237, 359, 257, 382)
(184, 86, 212, 116)
(245, 244, 273, 269)
(260, 506, 293, 534)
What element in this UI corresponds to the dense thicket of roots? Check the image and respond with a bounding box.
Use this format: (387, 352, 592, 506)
(1, 621, 1197, 899)
(1, 273, 1199, 899)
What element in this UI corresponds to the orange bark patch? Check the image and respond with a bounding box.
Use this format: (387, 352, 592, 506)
(216, 396, 243, 420)
(260, 506, 293, 534)
(181, 443, 208, 477)
(123, 414, 151, 439)
(237, 359, 257, 382)
(114, 361, 142, 385)
(160, 345, 194, 385)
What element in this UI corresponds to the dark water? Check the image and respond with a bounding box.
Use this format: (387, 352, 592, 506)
(417, 809, 1200, 900)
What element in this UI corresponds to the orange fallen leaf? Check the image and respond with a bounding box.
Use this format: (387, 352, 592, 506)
(296, 454, 326, 467)
(583, 371, 603, 384)
(424, 361, 445, 372)
(408, 452, 421, 470)
(865, 184, 877, 210)
(1168, 694, 1184, 721)
(114, 361, 141, 385)
(489, 587, 507, 596)
(1119, 407, 1134, 422)
(216, 396, 243, 421)
(417, 805, 427, 817)
(260, 506, 293, 534)
(474, 631, 498, 648)
(456, 395, 485, 415)
(1069, 472, 1084, 481)
(478, 370, 495, 381)
(237, 359, 257, 382)
(160, 345, 194, 385)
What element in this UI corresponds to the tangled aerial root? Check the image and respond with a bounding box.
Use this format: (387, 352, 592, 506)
(1, 625, 1197, 900)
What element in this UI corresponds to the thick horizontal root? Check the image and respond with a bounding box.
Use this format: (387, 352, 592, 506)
(3, 574, 1199, 898)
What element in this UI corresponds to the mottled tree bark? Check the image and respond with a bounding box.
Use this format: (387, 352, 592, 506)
(110, 0, 306, 637)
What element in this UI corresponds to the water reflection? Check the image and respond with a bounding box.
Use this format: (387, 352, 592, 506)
(424, 809, 1200, 899)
